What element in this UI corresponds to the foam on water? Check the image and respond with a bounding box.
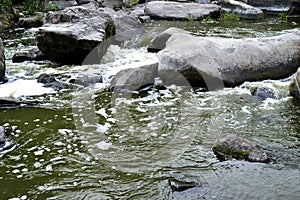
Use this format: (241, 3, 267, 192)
(0, 80, 56, 98)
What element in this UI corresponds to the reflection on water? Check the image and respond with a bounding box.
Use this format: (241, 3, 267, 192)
(0, 17, 300, 199)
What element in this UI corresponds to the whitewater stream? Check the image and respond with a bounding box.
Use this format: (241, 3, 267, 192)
(0, 17, 300, 199)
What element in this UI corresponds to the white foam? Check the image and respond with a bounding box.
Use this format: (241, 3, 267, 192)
(0, 79, 56, 98)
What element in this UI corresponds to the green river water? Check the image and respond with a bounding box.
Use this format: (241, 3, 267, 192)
(0, 16, 300, 199)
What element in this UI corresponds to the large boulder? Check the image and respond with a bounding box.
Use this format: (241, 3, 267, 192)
(144, 1, 220, 20)
(157, 31, 300, 89)
(102, 0, 124, 10)
(36, 4, 115, 65)
(212, 134, 269, 162)
(0, 38, 6, 83)
(99, 8, 144, 44)
(289, 68, 300, 100)
(147, 27, 189, 53)
(217, 0, 264, 20)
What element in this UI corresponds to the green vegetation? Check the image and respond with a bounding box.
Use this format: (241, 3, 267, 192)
(45, 2, 59, 12)
(0, 0, 12, 12)
(220, 11, 241, 21)
(278, 11, 292, 23)
(22, 0, 40, 15)
(202, 16, 215, 23)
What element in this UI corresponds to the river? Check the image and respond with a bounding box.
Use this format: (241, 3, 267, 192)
(0, 16, 300, 199)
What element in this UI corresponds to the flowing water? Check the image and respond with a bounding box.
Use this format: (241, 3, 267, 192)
(0, 16, 300, 200)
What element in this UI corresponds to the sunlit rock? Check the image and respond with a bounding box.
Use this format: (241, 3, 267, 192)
(36, 3, 115, 65)
(0, 38, 6, 83)
(145, 1, 220, 20)
(99, 7, 144, 44)
(212, 134, 269, 162)
(147, 27, 189, 53)
(110, 63, 158, 92)
(157, 32, 300, 88)
(217, 0, 264, 20)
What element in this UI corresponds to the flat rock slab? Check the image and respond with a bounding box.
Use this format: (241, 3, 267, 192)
(145, 1, 220, 20)
(157, 31, 300, 89)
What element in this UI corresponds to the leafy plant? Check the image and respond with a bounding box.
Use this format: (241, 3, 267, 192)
(0, 0, 12, 12)
(22, 0, 40, 15)
(220, 11, 240, 21)
(45, 2, 59, 12)
(278, 10, 293, 23)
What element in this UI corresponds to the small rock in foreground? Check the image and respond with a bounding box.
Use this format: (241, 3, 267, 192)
(168, 178, 200, 192)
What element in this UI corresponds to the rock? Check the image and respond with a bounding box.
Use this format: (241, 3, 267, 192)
(157, 32, 300, 89)
(196, 0, 211, 3)
(110, 63, 158, 92)
(102, 0, 124, 10)
(291, 0, 300, 14)
(12, 48, 46, 63)
(217, 0, 264, 20)
(168, 178, 200, 192)
(0, 38, 6, 83)
(18, 15, 44, 28)
(144, 1, 220, 20)
(0, 126, 6, 147)
(36, 73, 65, 91)
(251, 87, 277, 100)
(99, 8, 144, 44)
(147, 27, 190, 53)
(212, 134, 269, 162)
(69, 75, 102, 86)
(47, 1, 78, 10)
(36, 4, 115, 65)
(290, 68, 300, 100)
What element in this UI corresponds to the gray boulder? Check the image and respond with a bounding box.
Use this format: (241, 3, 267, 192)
(0, 38, 6, 83)
(36, 4, 115, 65)
(212, 134, 269, 162)
(147, 27, 190, 53)
(289, 68, 300, 100)
(47, 0, 78, 10)
(110, 63, 158, 92)
(99, 7, 144, 44)
(217, 0, 264, 20)
(102, 0, 124, 10)
(145, 1, 220, 20)
(157, 32, 300, 89)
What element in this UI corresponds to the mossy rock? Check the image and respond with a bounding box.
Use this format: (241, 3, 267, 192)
(212, 134, 269, 162)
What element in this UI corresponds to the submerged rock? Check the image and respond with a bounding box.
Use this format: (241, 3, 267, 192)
(157, 32, 300, 89)
(251, 87, 277, 101)
(0, 38, 6, 83)
(12, 48, 46, 63)
(147, 27, 189, 53)
(145, 1, 220, 20)
(289, 67, 300, 100)
(212, 134, 269, 162)
(217, 0, 264, 20)
(168, 178, 200, 192)
(110, 63, 158, 92)
(36, 4, 115, 65)
(37, 73, 65, 91)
